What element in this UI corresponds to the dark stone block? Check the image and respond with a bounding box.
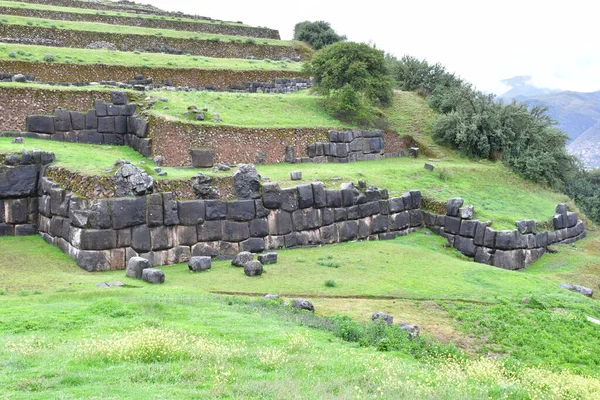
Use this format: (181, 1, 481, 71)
(222, 221, 250, 242)
(115, 116, 128, 134)
(111, 91, 127, 105)
(70, 112, 85, 130)
(493, 249, 525, 270)
(150, 226, 171, 250)
(191, 149, 215, 168)
(483, 227, 496, 248)
(162, 193, 179, 225)
(262, 183, 282, 209)
(203, 200, 227, 220)
(364, 188, 380, 203)
(515, 220, 536, 234)
(445, 198, 464, 217)
(409, 209, 422, 227)
(334, 208, 347, 222)
(178, 200, 205, 225)
(473, 221, 487, 246)
(188, 256, 211, 272)
(110, 197, 146, 229)
(77, 250, 110, 272)
(326, 190, 342, 208)
(459, 220, 478, 238)
(107, 104, 121, 117)
(131, 225, 152, 253)
(280, 188, 299, 212)
(553, 214, 566, 230)
(297, 184, 314, 209)
(267, 210, 293, 235)
(388, 197, 405, 213)
(192, 242, 219, 257)
(454, 236, 477, 257)
(320, 224, 338, 244)
(26, 115, 55, 134)
(0, 223, 14, 236)
(49, 216, 64, 237)
(98, 117, 115, 133)
(495, 230, 517, 250)
(321, 208, 334, 226)
(474, 247, 493, 265)
(371, 214, 389, 234)
(358, 218, 370, 239)
(142, 268, 165, 284)
(85, 110, 98, 129)
(444, 216, 461, 235)
(15, 224, 37, 236)
(258, 252, 277, 265)
(556, 203, 567, 215)
(54, 109, 72, 132)
(390, 212, 409, 231)
(0, 165, 38, 198)
(117, 228, 132, 247)
(94, 100, 108, 117)
(146, 194, 163, 227)
(240, 237, 265, 253)
(338, 220, 358, 242)
(409, 190, 422, 209)
(359, 202, 381, 218)
(79, 130, 105, 144)
(347, 205, 359, 220)
(292, 208, 322, 230)
(255, 200, 269, 218)
(312, 182, 327, 208)
(227, 200, 255, 221)
(566, 212, 578, 228)
(134, 118, 148, 138)
(174, 225, 197, 246)
(250, 218, 269, 237)
(122, 103, 137, 116)
(79, 229, 118, 250)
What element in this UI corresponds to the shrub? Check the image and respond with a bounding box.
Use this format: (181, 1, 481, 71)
(293, 20, 346, 50)
(8, 51, 16, 58)
(43, 54, 56, 63)
(245, 38, 256, 45)
(324, 280, 337, 287)
(323, 84, 377, 127)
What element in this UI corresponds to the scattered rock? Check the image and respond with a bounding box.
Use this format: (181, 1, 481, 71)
(111, 91, 127, 105)
(459, 205, 474, 219)
(188, 256, 211, 272)
(290, 171, 302, 181)
(158, 97, 168, 102)
(399, 323, 420, 339)
(87, 41, 118, 50)
(157, 171, 167, 176)
(445, 198, 464, 217)
(587, 316, 600, 325)
(258, 252, 277, 265)
(153, 167, 162, 173)
(126, 257, 150, 279)
(195, 113, 205, 121)
(95, 281, 125, 288)
(114, 162, 153, 197)
(233, 164, 261, 199)
(560, 283, 594, 297)
(191, 172, 218, 199)
(232, 251, 254, 267)
(142, 268, 165, 284)
(424, 163, 435, 171)
(371, 311, 393, 324)
(11, 137, 24, 144)
(264, 294, 280, 300)
(292, 298, 314, 312)
(152, 155, 165, 167)
(244, 260, 263, 276)
(11, 74, 27, 83)
(212, 163, 231, 172)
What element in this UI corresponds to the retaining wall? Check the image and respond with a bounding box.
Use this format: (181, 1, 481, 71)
(0, 24, 302, 60)
(0, 6, 280, 39)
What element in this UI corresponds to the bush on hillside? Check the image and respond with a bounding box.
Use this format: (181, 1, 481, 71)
(564, 169, 600, 223)
(323, 84, 377, 126)
(386, 54, 462, 95)
(293, 20, 346, 50)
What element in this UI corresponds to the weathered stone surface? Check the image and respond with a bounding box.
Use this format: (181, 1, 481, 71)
(79, 229, 117, 250)
(258, 252, 277, 264)
(264, 294, 279, 300)
(192, 241, 219, 257)
(233, 164, 261, 199)
(493, 249, 525, 270)
(445, 198, 464, 217)
(188, 256, 211, 272)
(191, 149, 215, 168)
(268, 210, 293, 235)
(197, 220, 222, 241)
(495, 230, 517, 250)
(240, 237, 266, 253)
(473, 221, 487, 246)
(26, 115, 55, 134)
(111, 91, 127, 105)
(338, 220, 358, 242)
(131, 225, 151, 253)
(371, 311, 393, 324)
(0, 165, 39, 198)
(297, 184, 314, 209)
(292, 298, 314, 312)
(390, 212, 409, 231)
(565, 212, 578, 228)
(459, 220, 478, 238)
(312, 182, 327, 208)
(326, 190, 342, 208)
(559, 283, 593, 297)
(222, 221, 249, 242)
(292, 208, 322, 231)
(444, 216, 461, 235)
(150, 226, 171, 250)
(114, 164, 153, 197)
(142, 268, 165, 284)
(204, 200, 227, 220)
(290, 171, 302, 181)
(459, 205, 474, 220)
(320, 224, 338, 244)
(515, 220, 536, 234)
(474, 247, 493, 265)
(244, 260, 263, 276)
(178, 200, 205, 225)
(454, 236, 477, 257)
(110, 197, 146, 229)
(399, 323, 420, 339)
(556, 203, 567, 215)
(280, 188, 299, 212)
(162, 193, 179, 225)
(167, 246, 191, 264)
(483, 227, 496, 248)
(232, 251, 254, 267)
(408, 209, 422, 227)
(227, 200, 255, 221)
(126, 256, 150, 279)
(76, 250, 110, 272)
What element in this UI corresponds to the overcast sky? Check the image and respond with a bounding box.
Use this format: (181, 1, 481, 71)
(141, 0, 599, 95)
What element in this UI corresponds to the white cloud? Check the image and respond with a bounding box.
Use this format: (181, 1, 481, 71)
(139, 0, 600, 94)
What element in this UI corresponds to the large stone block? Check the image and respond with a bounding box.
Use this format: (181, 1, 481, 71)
(495, 230, 517, 250)
(115, 116, 128, 134)
(110, 197, 146, 229)
(454, 236, 477, 257)
(150, 226, 172, 250)
(219, 241, 240, 257)
(167, 246, 191, 265)
(142, 268, 165, 284)
(162, 193, 179, 225)
(205, 200, 227, 220)
(262, 183, 282, 209)
(268, 210, 293, 235)
(70, 111, 85, 130)
(79, 229, 118, 250)
(98, 117, 115, 133)
(312, 182, 327, 208)
(280, 188, 299, 212)
(444, 216, 461, 235)
(325, 190, 342, 208)
(227, 200, 256, 221)
(359, 201, 381, 218)
(175, 225, 197, 246)
(197, 220, 223, 241)
(188, 256, 211, 272)
(445, 198, 464, 217)
(292, 208, 322, 231)
(26, 115, 55, 134)
(459, 219, 478, 238)
(0, 223, 14, 236)
(553, 214, 566, 230)
(15, 224, 37, 236)
(249, 218, 269, 237)
(565, 212, 578, 228)
(77, 250, 111, 272)
(54, 109, 72, 132)
(178, 200, 205, 225)
(131, 225, 152, 253)
(390, 212, 409, 231)
(0, 165, 39, 198)
(493, 249, 525, 270)
(409, 209, 422, 227)
(473, 221, 487, 246)
(297, 184, 314, 209)
(240, 237, 266, 253)
(370, 214, 389, 234)
(191, 149, 215, 168)
(4, 198, 28, 224)
(337, 220, 358, 242)
(483, 227, 496, 248)
(319, 224, 338, 244)
(515, 220, 536, 234)
(388, 197, 405, 213)
(222, 221, 250, 242)
(85, 110, 98, 129)
(474, 247, 493, 265)
(192, 242, 219, 257)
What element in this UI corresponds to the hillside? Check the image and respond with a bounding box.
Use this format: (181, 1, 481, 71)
(0, 0, 599, 398)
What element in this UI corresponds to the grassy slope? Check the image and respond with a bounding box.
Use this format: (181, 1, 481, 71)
(0, 43, 302, 71)
(0, 14, 292, 46)
(0, 137, 567, 227)
(0, 0, 249, 27)
(149, 90, 350, 129)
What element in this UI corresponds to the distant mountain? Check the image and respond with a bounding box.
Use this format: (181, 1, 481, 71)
(499, 77, 600, 167)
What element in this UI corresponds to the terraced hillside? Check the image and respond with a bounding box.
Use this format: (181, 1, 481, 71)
(1, 1, 599, 399)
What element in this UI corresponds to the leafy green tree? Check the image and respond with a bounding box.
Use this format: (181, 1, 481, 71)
(386, 55, 462, 95)
(305, 41, 394, 106)
(293, 21, 346, 50)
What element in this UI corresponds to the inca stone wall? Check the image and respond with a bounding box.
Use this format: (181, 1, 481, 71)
(0, 24, 302, 60)
(0, 6, 281, 39)
(423, 198, 586, 270)
(0, 150, 55, 236)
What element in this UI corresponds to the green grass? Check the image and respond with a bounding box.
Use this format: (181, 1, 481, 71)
(0, 137, 568, 227)
(0, 43, 303, 71)
(149, 90, 351, 129)
(0, 0, 249, 27)
(0, 14, 293, 46)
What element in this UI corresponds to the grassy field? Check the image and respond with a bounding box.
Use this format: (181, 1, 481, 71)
(0, 0, 249, 27)
(1, 233, 599, 397)
(0, 43, 303, 71)
(0, 14, 292, 46)
(149, 90, 349, 129)
(0, 137, 569, 227)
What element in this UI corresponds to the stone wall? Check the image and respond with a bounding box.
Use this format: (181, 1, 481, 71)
(36, 175, 424, 271)
(0, 150, 55, 236)
(422, 198, 586, 270)
(0, 6, 281, 39)
(0, 24, 302, 60)
(20, 92, 152, 156)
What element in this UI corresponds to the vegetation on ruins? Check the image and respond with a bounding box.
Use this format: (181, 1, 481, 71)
(293, 20, 346, 50)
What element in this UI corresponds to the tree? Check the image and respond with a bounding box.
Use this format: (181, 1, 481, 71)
(293, 21, 346, 50)
(305, 41, 394, 106)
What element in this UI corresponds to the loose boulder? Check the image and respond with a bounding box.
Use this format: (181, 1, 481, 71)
(258, 252, 278, 265)
(399, 323, 420, 339)
(244, 260, 263, 276)
(114, 162, 153, 196)
(290, 171, 302, 181)
(142, 268, 165, 284)
(233, 164, 261, 199)
(126, 256, 150, 279)
(371, 311, 393, 325)
(264, 294, 280, 300)
(188, 256, 211, 272)
(559, 283, 593, 297)
(232, 251, 254, 267)
(292, 298, 314, 312)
